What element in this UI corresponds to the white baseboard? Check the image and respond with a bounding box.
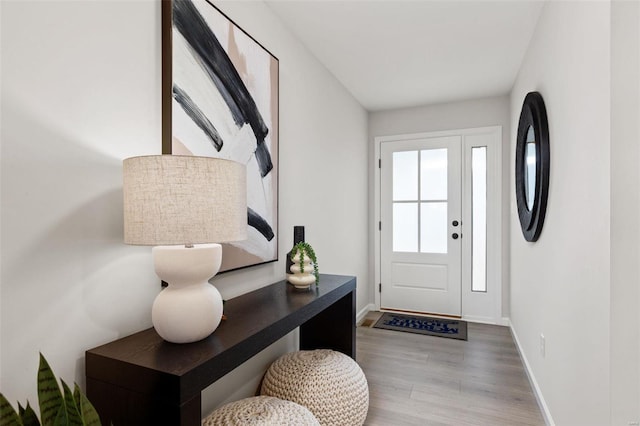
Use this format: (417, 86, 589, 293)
(462, 314, 501, 325)
(508, 319, 555, 426)
(357, 303, 375, 324)
(498, 316, 511, 326)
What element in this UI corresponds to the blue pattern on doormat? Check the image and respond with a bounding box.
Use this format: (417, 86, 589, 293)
(383, 315, 459, 335)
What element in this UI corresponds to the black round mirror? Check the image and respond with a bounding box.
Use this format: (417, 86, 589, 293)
(515, 92, 549, 242)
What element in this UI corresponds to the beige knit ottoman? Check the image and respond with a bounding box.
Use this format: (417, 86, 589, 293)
(260, 350, 369, 426)
(202, 396, 319, 426)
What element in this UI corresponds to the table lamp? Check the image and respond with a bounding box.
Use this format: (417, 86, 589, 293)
(123, 155, 247, 343)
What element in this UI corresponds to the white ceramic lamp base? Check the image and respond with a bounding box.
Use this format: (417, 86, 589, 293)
(151, 243, 223, 344)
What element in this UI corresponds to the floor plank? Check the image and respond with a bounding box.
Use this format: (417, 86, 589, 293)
(357, 312, 544, 425)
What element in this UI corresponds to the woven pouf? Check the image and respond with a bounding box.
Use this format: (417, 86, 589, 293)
(260, 350, 369, 426)
(202, 396, 319, 426)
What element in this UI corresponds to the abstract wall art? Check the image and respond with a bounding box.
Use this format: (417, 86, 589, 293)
(162, 0, 279, 272)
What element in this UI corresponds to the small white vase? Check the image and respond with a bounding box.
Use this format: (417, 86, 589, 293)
(289, 262, 312, 274)
(288, 273, 316, 288)
(290, 253, 311, 264)
(287, 252, 315, 289)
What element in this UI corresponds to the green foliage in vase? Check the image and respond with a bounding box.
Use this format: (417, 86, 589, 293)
(290, 241, 319, 285)
(0, 353, 101, 426)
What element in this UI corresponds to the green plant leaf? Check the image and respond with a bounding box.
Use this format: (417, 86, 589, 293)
(52, 404, 67, 426)
(37, 354, 64, 426)
(72, 385, 100, 426)
(18, 402, 40, 426)
(0, 392, 22, 426)
(290, 242, 319, 284)
(60, 381, 82, 426)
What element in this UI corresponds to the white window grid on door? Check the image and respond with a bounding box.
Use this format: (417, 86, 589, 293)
(391, 149, 448, 254)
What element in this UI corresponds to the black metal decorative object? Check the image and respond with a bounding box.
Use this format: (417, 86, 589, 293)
(286, 226, 305, 275)
(515, 91, 550, 242)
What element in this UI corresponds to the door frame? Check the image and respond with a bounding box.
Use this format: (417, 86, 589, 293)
(374, 126, 503, 324)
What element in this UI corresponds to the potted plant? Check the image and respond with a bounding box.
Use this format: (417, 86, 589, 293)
(0, 353, 101, 425)
(287, 241, 319, 288)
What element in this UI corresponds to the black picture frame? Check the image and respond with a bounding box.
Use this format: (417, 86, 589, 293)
(162, 0, 279, 272)
(515, 91, 550, 242)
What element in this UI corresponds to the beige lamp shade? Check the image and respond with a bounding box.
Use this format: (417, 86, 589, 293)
(123, 155, 247, 246)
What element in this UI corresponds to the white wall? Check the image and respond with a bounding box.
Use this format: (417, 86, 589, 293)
(368, 96, 511, 317)
(509, 2, 611, 425)
(610, 0, 640, 424)
(0, 0, 369, 415)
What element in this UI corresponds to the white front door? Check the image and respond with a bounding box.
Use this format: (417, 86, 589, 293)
(380, 136, 462, 316)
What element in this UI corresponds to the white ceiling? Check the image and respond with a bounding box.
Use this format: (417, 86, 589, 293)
(265, 0, 545, 111)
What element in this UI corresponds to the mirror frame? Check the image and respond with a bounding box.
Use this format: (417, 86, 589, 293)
(515, 91, 550, 242)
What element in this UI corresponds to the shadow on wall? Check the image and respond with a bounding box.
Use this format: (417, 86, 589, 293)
(1, 97, 159, 397)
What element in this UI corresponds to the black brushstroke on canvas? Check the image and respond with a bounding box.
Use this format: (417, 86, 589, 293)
(248, 207, 275, 241)
(173, 0, 274, 177)
(255, 143, 272, 177)
(173, 85, 224, 151)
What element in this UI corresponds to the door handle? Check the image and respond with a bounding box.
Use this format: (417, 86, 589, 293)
(452, 233, 459, 240)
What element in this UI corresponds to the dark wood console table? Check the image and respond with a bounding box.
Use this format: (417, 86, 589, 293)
(86, 274, 356, 425)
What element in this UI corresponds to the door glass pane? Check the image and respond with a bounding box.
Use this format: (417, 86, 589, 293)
(393, 203, 418, 252)
(472, 147, 487, 292)
(393, 151, 418, 201)
(420, 149, 447, 200)
(420, 202, 447, 253)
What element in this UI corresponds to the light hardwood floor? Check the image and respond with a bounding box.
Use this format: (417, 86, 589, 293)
(357, 312, 545, 426)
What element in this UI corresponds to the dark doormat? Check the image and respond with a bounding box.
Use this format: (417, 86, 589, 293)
(373, 312, 468, 340)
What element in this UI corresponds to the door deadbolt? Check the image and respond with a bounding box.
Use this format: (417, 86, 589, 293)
(452, 220, 459, 227)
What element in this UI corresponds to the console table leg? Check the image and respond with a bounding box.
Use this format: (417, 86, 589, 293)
(300, 290, 355, 358)
(87, 377, 201, 425)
